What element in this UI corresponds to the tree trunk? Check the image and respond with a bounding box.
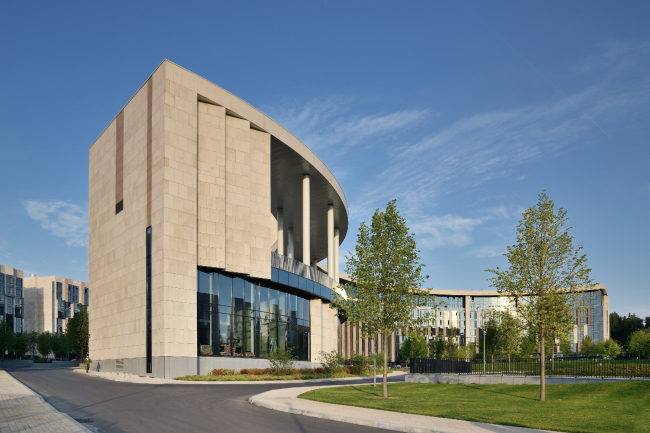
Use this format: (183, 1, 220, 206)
(539, 331, 546, 401)
(383, 331, 389, 398)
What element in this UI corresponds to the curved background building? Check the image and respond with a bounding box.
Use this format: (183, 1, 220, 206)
(89, 60, 347, 377)
(338, 285, 610, 362)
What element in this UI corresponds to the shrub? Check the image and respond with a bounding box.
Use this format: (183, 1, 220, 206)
(346, 353, 370, 368)
(266, 348, 296, 375)
(319, 349, 343, 373)
(209, 368, 236, 376)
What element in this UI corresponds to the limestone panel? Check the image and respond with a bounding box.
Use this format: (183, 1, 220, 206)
(249, 128, 272, 279)
(158, 65, 199, 359)
(89, 66, 165, 363)
(225, 115, 251, 275)
(309, 298, 322, 361)
(197, 102, 226, 269)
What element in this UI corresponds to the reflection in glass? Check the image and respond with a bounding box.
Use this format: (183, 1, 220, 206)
(197, 270, 310, 360)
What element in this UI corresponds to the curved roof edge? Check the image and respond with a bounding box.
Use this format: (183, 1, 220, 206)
(90, 59, 348, 219)
(425, 284, 608, 298)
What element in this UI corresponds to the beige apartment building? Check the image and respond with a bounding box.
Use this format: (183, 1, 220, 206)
(23, 275, 89, 334)
(89, 60, 346, 378)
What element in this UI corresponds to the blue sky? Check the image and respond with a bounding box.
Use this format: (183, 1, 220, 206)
(1, 1, 648, 317)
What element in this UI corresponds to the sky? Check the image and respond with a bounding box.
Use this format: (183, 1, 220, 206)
(1, 1, 648, 317)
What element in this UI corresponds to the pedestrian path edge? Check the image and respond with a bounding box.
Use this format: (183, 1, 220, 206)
(248, 384, 557, 433)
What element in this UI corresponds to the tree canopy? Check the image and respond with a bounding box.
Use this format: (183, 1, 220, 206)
(332, 199, 430, 398)
(486, 191, 594, 401)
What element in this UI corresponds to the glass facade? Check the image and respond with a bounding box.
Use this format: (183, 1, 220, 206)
(0, 273, 23, 333)
(270, 267, 333, 301)
(409, 290, 607, 352)
(198, 269, 310, 360)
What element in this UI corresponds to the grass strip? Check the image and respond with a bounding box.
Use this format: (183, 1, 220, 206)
(299, 382, 650, 433)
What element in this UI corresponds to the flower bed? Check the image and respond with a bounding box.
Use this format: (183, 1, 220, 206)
(174, 366, 386, 381)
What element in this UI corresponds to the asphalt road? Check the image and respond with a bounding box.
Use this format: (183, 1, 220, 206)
(9, 369, 401, 433)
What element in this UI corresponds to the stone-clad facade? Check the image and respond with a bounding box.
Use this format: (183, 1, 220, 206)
(89, 61, 346, 378)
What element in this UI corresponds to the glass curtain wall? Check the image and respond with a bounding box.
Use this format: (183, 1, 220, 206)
(198, 270, 310, 360)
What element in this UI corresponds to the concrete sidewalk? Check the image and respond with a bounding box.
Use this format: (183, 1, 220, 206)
(73, 368, 406, 385)
(0, 370, 92, 433)
(249, 385, 557, 433)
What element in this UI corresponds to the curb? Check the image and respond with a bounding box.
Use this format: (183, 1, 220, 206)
(249, 389, 445, 433)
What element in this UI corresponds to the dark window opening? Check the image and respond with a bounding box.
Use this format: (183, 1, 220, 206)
(146, 226, 152, 374)
(116, 199, 123, 214)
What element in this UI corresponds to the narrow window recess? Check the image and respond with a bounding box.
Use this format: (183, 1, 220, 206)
(116, 200, 124, 215)
(146, 226, 152, 374)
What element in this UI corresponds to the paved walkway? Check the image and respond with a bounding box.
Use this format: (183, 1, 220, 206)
(249, 385, 556, 433)
(0, 370, 92, 433)
(72, 368, 406, 385)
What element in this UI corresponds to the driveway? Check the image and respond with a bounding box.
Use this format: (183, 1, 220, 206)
(9, 369, 398, 433)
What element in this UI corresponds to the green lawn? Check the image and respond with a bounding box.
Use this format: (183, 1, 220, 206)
(299, 382, 650, 433)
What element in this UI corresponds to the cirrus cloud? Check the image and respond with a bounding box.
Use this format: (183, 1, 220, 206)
(24, 200, 88, 247)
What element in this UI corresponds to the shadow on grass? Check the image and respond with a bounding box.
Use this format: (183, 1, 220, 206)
(463, 384, 538, 401)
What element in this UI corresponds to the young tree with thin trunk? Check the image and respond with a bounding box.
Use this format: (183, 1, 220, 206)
(37, 331, 53, 360)
(486, 191, 594, 401)
(497, 312, 521, 370)
(28, 332, 39, 359)
(332, 200, 430, 398)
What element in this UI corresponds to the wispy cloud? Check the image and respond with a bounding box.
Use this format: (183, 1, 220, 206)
(472, 245, 506, 259)
(266, 97, 429, 155)
(412, 215, 486, 249)
(24, 200, 88, 247)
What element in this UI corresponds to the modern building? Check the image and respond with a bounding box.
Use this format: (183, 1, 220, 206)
(339, 285, 610, 360)
(0, 264, 24, 333)
(23, 275, 89, 334)
(89, 60, 346, 378)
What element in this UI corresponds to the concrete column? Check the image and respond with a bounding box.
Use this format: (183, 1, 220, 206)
(277, 208, 284, 256)
(287, 227, 294, 259)
(327, 204, 334, 277)
(334, 227, 340, 283)
(302, 174, 310, 266)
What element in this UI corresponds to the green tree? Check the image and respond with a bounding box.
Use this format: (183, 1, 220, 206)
(627, 329, 650, 359)
(12, 332, 29, 358)
(519, 334, 538, 359)
(600, 339, 621, 359)
(486, 192, 594, 401)
(559, 334, 572, 357)
(430, 334, 446, 359)
(27, 332, 39, 359)
(610, 312, 644, 349)
(445, 326, 461, 359)
(400, 331, 428, 361)
(66, 309, 89, 357)
(581, 335, 595, 357)
(497, 312, 522, 368)
(333, 200, 430, 398)
(484, 316, 499, 362)
(0, 320, 15, 360)
(52, 332, 70, 359)
(37, 331, 53, 360)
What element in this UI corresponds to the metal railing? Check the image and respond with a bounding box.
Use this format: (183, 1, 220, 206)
(271, 252, 337, 289)
(410, 357, 650, 378)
